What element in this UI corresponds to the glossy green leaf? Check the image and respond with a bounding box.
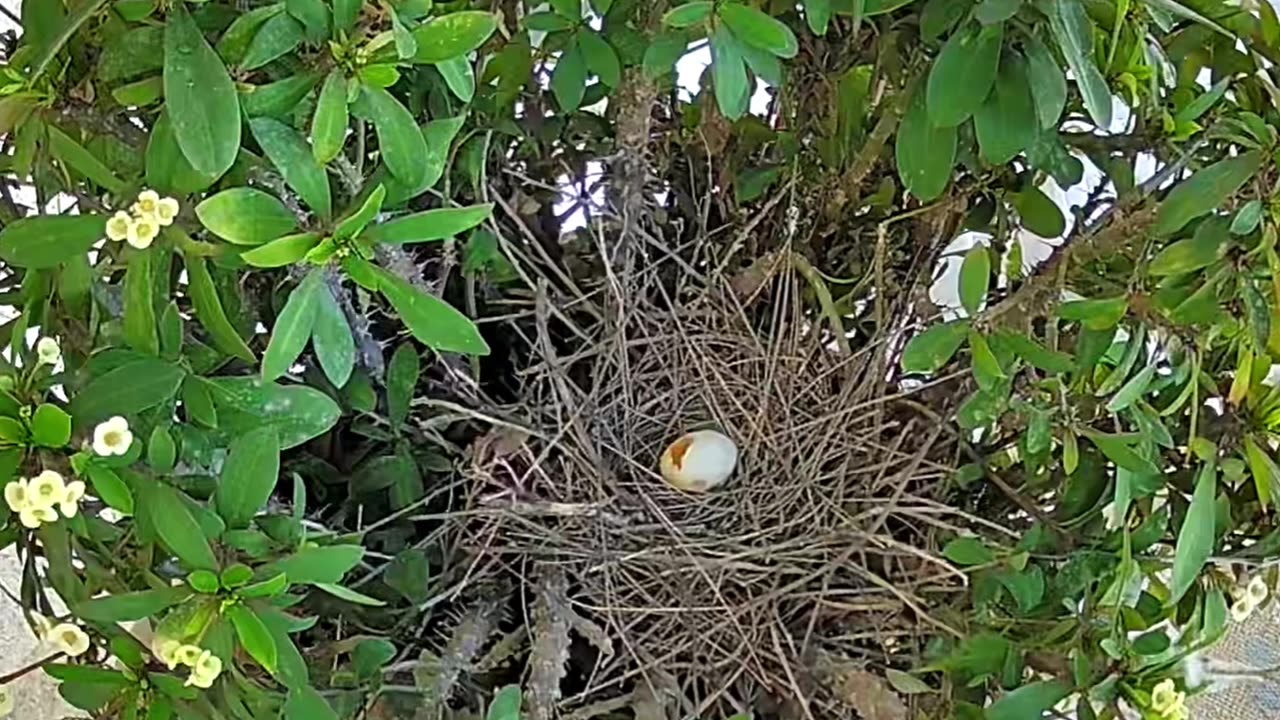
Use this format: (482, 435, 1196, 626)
(312, 283, 355, 388)
(74, 587, 190, 624)
(896, 85, 955, 201)
(163, 4, 241, 177)
(86, 465, 134, 514)
(973, 52, 1036, 165)
(1244, 435, 1277, 510)
(204, 377, 340, 450)
(238, 572, 289, 599)
(70, 358, 185, 425)
(335, 186, 386, 239)
(365, 204, 494, 245)
(436, 56, 476, 102)
(147, 425, 176, 474)
(1085, 431, 1159, 476)
(709, 25, 749, 120)
(268, 545, 364, 584)
(242, 233, 322, 268)
(47, 126, 126, 193)
(215, 427, 281, 529)
(488, 686, 522, 720)
(285, 687, 338, 720)
(241, 72, 323, 119)
(311, 71, 349, 164)
(145, 112, 218, 196)
(926, 22, 1002, 128)
(376, 268, 490, 355)
(287, 0, 330, 42)
(1148, 216, 1229, 274)
(1154, 152, 1263, 236)
(227, 604, 278, 673)
(387, 343, 420, 429)
(1105, 365, 1154, 413)
(185, 255, 256, 363)
(1058, 296, 1127, 330)
(577, 30, 621, 87)
(986, 682, 1070, 720)
(250, 118, 332, 220)
(314, 582, 387, 606)
(1170, 461, 1217, 603)
(718, 3, 798, 58)
(901, 320, 969, 374)
(361, 86, 429, 188)
(196, 188, 298, 245)
(1047, 0, 1111, 130)
(958, 245, 990, 315)
(141, 480, 218, 570)
(0, 215, 104, 269)
(664, 2, 712, 27)
(411, 12, 498, 63)
(804, 0, 832, 34)
(30, 404, 71, 448)
(1013, 186, 1066, 238)
(551, 42, 588, 113)
(942, 536, 994, 565)
(262, 270, 324, 383)
(123, 250, 158, 356)
(241, 13, 305, 70)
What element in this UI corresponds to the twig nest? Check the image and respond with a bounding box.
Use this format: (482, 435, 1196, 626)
(659, 430, 739, 492)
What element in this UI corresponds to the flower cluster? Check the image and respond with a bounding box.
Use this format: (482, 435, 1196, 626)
(92, 416, 133, 457)
(1229, 574, 1269, 622)
(32, 613, 91, 657)
(4, 470, 84, 529)
(105, 189, 179, 250)
(154, 638, 223, 689)
(1149, 679, 1188, 720)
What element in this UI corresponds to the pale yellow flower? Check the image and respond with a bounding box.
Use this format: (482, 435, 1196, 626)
(49, 623, 90, 657)
(132, 190, 160, 217)
(59, 480, 85, 518)
(35, 337, 60, 366)
(18, 505, 56, 529)
(105, 211, 133, 242)
(126, 214, 160, 250)
(0, 685, 13, 717)
(30, 612, 53, 641)
(3, 479, 28, 512)
(1231, 595, 1254, 622)
(1151, 678, 1187, 718)
(152, 637, 184, 670)
(184, 649, 222, 688)
(92, 416, 132, 457)
(1248, 575, 1269, 605)
(174, 644, 202, 667)
(28, 471, 65, 509)
(154, 196, 180, 226)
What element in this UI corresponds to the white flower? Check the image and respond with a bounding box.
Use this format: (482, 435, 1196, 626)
(35, 337, 60, 366)
(132, 190, 160, 217)
(1248, 575, 1269, 605)
(0, 685, 13, 717)
(105, 211, 133, 242)
(3, 479, 28, 512)
(126, 214, 160, 249)
(30, 612, 53, 642)
(153, 196, 180, 226)
(174, 644, 202, 667)
(28, 471, 65, 509)
(1231, 595, 1254, 622)
(184, 649, 222, 688)
(59, 480, 85, 518)
(152, 637, 184, 670)
(18, 505, 56, 529)
(92, 416, 133, 457)
(49, 623, 90, 657)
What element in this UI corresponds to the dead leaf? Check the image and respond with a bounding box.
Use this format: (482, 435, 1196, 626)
(830, 670, 907, 720)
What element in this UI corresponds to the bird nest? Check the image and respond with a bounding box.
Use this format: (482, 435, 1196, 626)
(454, 244, 971, 719)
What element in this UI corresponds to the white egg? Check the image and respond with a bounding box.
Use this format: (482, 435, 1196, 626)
(659, 430, 739, 492)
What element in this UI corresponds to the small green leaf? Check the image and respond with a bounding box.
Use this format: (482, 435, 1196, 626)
(1132, 630, 1170, 655)
(267, 545, 364, 584)
(220, 564, 254, 589)
(664, 1, 712, 27)
(287, 0, 330, 42)
(709, 25, 749, 120)
(717, 3, 798, 58)
(312, 283, 355, 388)
(1170, 461, 1217, 603)
(577, 30, 621, 87)
(901, 320, 969, 374)
(942, 536, 994, 565)
(241, 233, 321, 268)
(1013, 186, 1066, 238)
(334, 185, 387, 239)
(1154, 152, 1262, 236)
(1047, 0, 1111, 130)
(47, 126, 126, 193)
(803, 0, 831, 35)
(159, 301, 183, 360)
(30, 404, 71, 448)
(241, 72, 323, 119)
(185, 254, 256, 363)
(1058, 296, 1127, 330)
(526, 12, 574, 30)
(998, 331, 1074, 374)
(311, 70, 349, 164)
(147, 425, 176, 474)
(551, 42, 588, 113)
(241, 13, 305, 70)
(145, 112, 218, 196)
(0, 215, 105, 269)
(895, 85, 956, 201)
(187, 569, 220, 593)
(361, 86, 429, 189)
(884, 669, 932, 695)
(1085, 431, 1159, 476)
(140, 479, 218, 570)
(227, 604, 278, 673)
(262, 271, 324, 383)
(387, 343, 420, 429)
(411, 12, 498, 63)
(1148, 216, 1230, 275)
(926, 22, 1002, 127)
(958, 245, 990, 315)
(74, 587, 190, 624)
(70, 358, 185, 425)
(314, 582, 388, 606)
(86, 465, 134, 514)
(487, 686, 522, 720)
(214, 427, 281, 529)
(986, 681, 1070, 720)
(436, 56, 476, 102)
(1233, 199, 1264, 235)
(385, 548, 431, 603)
(196, 188, 298, 245)
(123, 250, 158, 356)
(163, 4, 241, 177)
(377, 269, 490, 355)
(974, 52, 1037, 165)
(250, 117, 332, 220)
(1105, 365, 1154, 413)
(238, 572, 289, 599)
(1244, 435, 1277, 510)
(285, 687, 338, 720)
(204, 377, 340, 449)
(364, 204, 494, 244)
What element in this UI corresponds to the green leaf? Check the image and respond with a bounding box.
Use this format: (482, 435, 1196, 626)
(242, 233, 322, 268)
(436, 56, 475, 102)
(1244, 435, 1277, 510)
(998, 566, 1045, 613)
(47, 126, 126, 194)
(1232, 199, 1264, 235)
(238, 573, 288, 599)
(942, 536, 994, 565)
(884, 669, 932, 695)
(147, 426, 176, 474)
(1132, 630, 1170, 655)
(30, 403, 71, 448)
(204, 377, 340, 449)
(385, 548, 431, 602)
(926, 22, 1002, 128)
(577, 30, 621, 87)
(333, 0, 361, 34)
(973, 52, 1037, 165)
(74, 587, 190, 624)
(1012, 186, 1066, 238)
(488, 686, 522, 720)
(185, 255, 256, 363)
(287, 0, 331, 42)
(241, 72, 324, 119)
(111, 76, 164, 107)
(140, 479, 218, 571)
(1047, 0, 1111, 130)
(285, 687, 338, 720)
(1170, 461, 1217, 603)
(664, 2, 713, 27)
(1058, 296, 1127, 330)
(226, 604, 278, 673)
(187, 569, 219, 593)
(804, 0, 832, 35)
(387, 343, 420, 429)
(311, 71, 349, 164)
(552, 42, 588, 113)
(1085, 431, 1159, 476)
(123, 250, 158, 356)
(196, 188, 297, 246)
(361, 86, 429, 188)
(710, 25, 750, 120)
(974, 0, 1019, 24)
(364, 204, 494, 244)
(901, 320, 969, 374)
(145, 112, 218, 196)
(999, 332, 1074, 374)
(262, 271, 324, 383)
(718, 3, 798, 58)
(986, 681, 1070, 720)
(383, 116, 466, 204)
(0, 215, 104, 269)
(250, 118, 332, 220)
(551, 0, 580, 19)
(526, 11, 576, 30)
(86, 465, 134, 514)
(99, 26, 163, 82)
(241, 13, 305, 70)
(377, 268, 490, 355)
(314, 582, 388, 606)
(896, 84, 955, 202)
(163, 4, 241, 178)
(958, 245, 990, 315)
(30, 0, 109, 82)
(312, 283, 355, 388)
(1154, 151, 1263, 236)
(268, 545, 364, 584)
(335, 186, 387, 240)
(1149, 216, 1230, 274)
(70, 358, 185, 425)
(1105, 365, 1154, 413)
(214, 427, 281, 529)
(411, 12, 498, 63)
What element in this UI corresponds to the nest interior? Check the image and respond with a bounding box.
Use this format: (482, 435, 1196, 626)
(451, 240, 977, 719)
